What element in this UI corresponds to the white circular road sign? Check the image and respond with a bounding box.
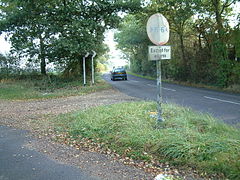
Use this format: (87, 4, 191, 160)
(147, 13, 169, 46)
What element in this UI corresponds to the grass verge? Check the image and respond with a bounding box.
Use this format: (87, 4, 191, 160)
(0, 74, 111, 100)
(52, 101, 240, 179)
(127, 71, 155, 80)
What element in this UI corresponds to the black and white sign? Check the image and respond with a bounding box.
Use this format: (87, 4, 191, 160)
(148, 46, 171, 60)
(146, 13, 169, 46)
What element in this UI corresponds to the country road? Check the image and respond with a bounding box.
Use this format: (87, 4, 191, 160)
(103, 73, 240, 126)
(1, 74, 239, 180)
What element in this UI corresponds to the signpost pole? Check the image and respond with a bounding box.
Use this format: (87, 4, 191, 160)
(156, 59, 164, 122)
(91, 51, 96, 85)
(83, 52, 89, 86)
(146, 13, 170, 124)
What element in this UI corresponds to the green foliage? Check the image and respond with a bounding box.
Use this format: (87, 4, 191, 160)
(54, 101, 240, 179)
(0, 0, 142, 74)
(115, 0, 240, 88)
(0, 53, 20, 75)
(115, 14, 156, 76)
(232, 29, 240, 58)
(231, 61, 240, 84)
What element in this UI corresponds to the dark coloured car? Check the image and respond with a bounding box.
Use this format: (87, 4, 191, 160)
(110, 68, 127, 81)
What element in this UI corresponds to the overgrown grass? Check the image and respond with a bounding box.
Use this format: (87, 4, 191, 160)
(0, 74, 111, 100)
(53, 102, 240, 179)
(127, 71, 155, 80)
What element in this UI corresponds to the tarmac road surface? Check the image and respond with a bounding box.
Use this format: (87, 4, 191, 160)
(0, 126, 99, 180)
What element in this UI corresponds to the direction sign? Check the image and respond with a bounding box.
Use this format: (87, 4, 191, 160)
(146, 13, 169, 46)
(148, 46, 171, 60)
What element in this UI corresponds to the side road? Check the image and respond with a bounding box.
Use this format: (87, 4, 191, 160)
(0, 89, 156, 180)
(0, 126, 98, 180)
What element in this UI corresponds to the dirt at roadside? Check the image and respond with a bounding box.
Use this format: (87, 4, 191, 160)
(0, 89, 138, 129)
(0, 88, 158, 180)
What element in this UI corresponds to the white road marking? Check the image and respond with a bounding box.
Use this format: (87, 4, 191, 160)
(147, 84, 176, 92)
(163, 88, 176, 92)
(204, 96, 240, 105)
(131, 80, 139, 83)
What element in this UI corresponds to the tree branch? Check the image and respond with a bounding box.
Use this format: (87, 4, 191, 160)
(220, 0, 236, 15)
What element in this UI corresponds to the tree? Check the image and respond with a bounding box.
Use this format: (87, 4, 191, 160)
(115, 14, 155, 75)
(115, 0, 240, 88)
(0, 0, 142, 75)
(0, 53, 20, 75)
(148, 0, 202, 80)
(0, 0, 59, 75)
(200, 0, 238, 87)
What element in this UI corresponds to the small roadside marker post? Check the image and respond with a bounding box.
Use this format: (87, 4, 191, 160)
(146, 13, 170, 123)
(91, 50, 97, 85)
(83, 52, 89, 86)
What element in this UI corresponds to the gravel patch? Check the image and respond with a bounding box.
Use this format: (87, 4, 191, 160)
(0, 89, 138, 129)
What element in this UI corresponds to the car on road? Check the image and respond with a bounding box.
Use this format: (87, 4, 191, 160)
(110, 67, 127, 81)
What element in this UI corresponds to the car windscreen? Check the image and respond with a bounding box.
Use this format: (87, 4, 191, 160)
(114, 68, 126, 73)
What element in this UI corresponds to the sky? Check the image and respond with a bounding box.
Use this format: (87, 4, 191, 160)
(0, 33, 11, 54)
(104, 30, 127, 69)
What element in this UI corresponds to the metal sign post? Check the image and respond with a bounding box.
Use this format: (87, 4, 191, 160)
(147, 13, 170, 123)
(91, 50, 97, 85)
(148, 46, 171, 122)
(156, 60, 163, 122)
(83, 52, 89, 86)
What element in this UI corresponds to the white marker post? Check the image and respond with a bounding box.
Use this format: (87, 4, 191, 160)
(83, 52, 89, 86)
(147, 13, 170, 123)
(91, 50, 97, 85)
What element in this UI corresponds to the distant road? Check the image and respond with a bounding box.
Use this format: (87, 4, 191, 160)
(103, 73, 240, 126)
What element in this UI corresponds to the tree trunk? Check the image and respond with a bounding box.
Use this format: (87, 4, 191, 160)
(180, 33, 186, 63)
(211, 0, 231, 87)
(198, 33, 202, 50)
(179, 32, 188, 80)
(212, 0, 227, 60)
(40, 57, 46, 75)
(39, 34, 46, 75)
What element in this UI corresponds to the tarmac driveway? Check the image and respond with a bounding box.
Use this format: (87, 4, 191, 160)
(0, 125, 98, 180)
